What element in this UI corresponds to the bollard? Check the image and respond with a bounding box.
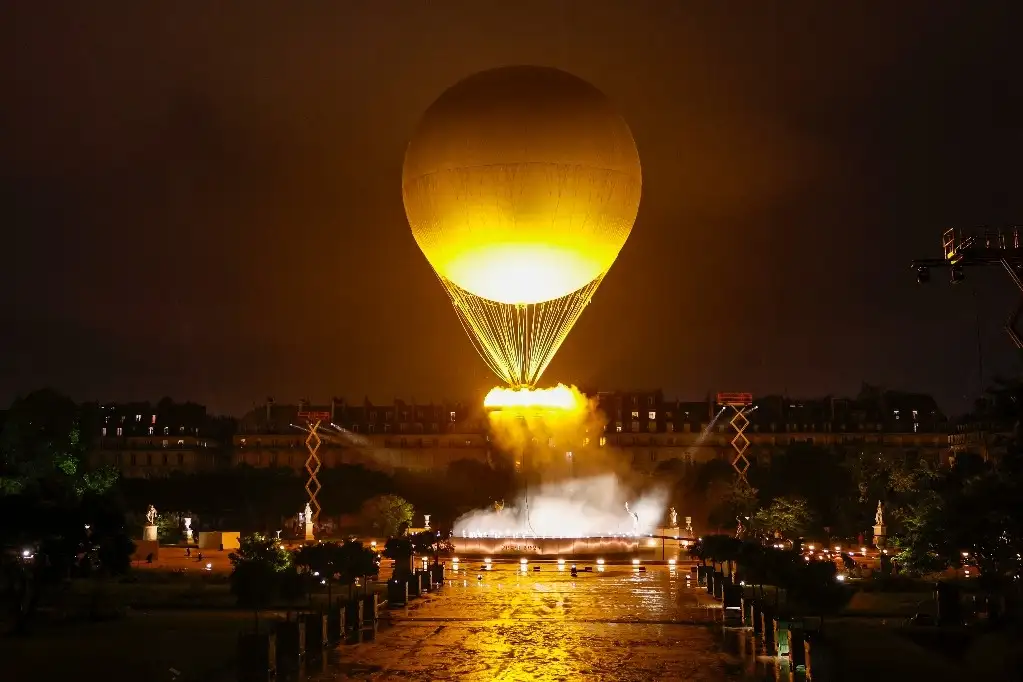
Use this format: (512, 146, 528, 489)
(326, 601, 345, 643)
(804, 633, 813, 679)
(388, 578, 408, 606)
(430, 563, 445, 585)
(713, 571, 725, 600)
(706, 570, 715, 595)
(274, 619, 306, 674)
(789, 627, 806, 670)
(751, 601, 763, 634)
(418, 570, 430, 594)
(361, 593, 379, 628)
(697, 565, 708, 586)
(760, 607, 775, 652)
(408, 574, 422, 598)
(741, 597, 754, 626)
(237, 631, 275, 682)
(301, 612, 327, 654)
(344, 599, 364, 642)
(772, 616, 791, 656)
(722, 584, 743, 624)
(935, 581, 963, 627)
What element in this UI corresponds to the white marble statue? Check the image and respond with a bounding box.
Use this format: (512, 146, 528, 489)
(304, 502, 313, 523)
(183, 517, 192, 531)
(145, 505, 157, 526)
(875, 500, 885, 527)
(685, 516, 694, 534)
(669, 507, 678, 527)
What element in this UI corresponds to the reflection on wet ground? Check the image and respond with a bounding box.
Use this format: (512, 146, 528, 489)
(307, 563, 793, 681)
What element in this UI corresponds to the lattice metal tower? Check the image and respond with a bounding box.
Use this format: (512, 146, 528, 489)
(717, 392, 754, 484)
(297, 409, 329, 523)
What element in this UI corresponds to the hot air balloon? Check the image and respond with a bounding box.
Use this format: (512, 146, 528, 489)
(403, 66, 642, 387)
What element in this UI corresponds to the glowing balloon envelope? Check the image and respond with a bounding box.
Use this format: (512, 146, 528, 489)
(403, 66, 642, 386)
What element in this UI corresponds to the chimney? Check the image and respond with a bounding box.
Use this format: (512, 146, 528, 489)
(266, 397, 274, 422)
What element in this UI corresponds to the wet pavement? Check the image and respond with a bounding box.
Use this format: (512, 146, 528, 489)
(311, 562, 766, 681)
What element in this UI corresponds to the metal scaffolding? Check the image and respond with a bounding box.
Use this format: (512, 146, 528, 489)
(913, 227, 1023, 348)
(297, 410, 329, 524)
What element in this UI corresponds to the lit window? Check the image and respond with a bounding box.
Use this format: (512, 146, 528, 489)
(135, 414, 141, 422)
(583, 437, 590, 446)
(116, 427, 123, 436)
(913, 423, 919, 433)
(615, 422, 622, 433)
(162, 439, 169, 447)
(599, 436, 607, 447)
(148, 426, 154, 435)
(648, 411, 656, 420)
(912, 410, 918, 420)
(548, 437, 555, 447)
(163, 426, 169, 435)
(631, 411, 639, 419)
(450, 411, 456, 422)
(177, 439, 184, 446)
(151, 414, 156, 424)
(101, 427, 107, 437)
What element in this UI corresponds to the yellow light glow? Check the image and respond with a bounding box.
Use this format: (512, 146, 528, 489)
(403, 66, 641, 305)
(403, 66, 641, 387)
(484, 384, 582, 410)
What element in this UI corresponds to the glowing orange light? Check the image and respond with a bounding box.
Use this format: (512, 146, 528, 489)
(483, 384, 582, 411)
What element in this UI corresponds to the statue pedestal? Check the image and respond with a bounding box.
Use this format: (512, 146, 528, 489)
(872, 524, 887, 548)
(304, 522, 315, 541)
(143, 524, 158, 542)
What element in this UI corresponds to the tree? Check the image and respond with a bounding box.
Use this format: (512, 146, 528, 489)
(0, 391, 117, 500)
(359, 494, 414, 537)
(0, 490, 134, 635)
(708, 481, 759, 532)
(228, 533, 294, 627)
(754, 496, 814, 538)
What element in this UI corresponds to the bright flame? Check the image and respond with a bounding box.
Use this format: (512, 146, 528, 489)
(484, 384, 582, 410)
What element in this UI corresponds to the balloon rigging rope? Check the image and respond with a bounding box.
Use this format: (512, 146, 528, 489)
(439, 276, 605, 388)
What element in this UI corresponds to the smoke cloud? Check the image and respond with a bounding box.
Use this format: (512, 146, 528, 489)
(454, 385, 670, 537)
(453, 473, 668, 537)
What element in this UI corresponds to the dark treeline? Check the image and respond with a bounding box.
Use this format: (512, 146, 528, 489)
(118, 459, 517, 533)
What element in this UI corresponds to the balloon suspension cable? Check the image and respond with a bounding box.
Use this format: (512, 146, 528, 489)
(440, 275, 605, 387)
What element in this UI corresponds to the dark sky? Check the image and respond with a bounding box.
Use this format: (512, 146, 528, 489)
(3, 2, 1021, 416)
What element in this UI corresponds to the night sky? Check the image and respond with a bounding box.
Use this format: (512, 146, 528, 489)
(4, 2, 1021, 416)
